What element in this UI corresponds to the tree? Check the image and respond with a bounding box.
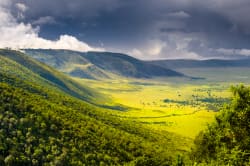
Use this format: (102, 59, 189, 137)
(191, 85, 250, 165)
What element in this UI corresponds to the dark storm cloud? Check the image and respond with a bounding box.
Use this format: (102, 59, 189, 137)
(12, 0, 122, 20)
(9, 0, 250, 59)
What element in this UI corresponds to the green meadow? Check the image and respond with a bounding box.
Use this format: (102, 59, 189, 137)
(74, 67, 250, 140)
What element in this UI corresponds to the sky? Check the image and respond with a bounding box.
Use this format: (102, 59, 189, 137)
(1, 0, 250, 60)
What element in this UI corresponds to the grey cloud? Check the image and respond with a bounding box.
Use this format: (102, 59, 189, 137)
(13, 0, 123, 20)
(6, 0, 250, 59)
(192, 0, 250, 34)
(32, 16, 56, 25)
(166, 11, 190, 19)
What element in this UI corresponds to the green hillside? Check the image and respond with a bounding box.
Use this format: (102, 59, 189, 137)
(0, 49, 128, 110)
(0, 49, 188, 165)
(0, 49, 100, 101)
(0, 80, 174, 165)
(24, 49, 184, 79)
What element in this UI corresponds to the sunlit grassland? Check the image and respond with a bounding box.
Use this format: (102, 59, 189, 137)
(73, 79, 220, 138)
(73, 67, 250, 139)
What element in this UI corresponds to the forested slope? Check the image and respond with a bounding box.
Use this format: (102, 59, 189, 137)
(0, 49, 187, 165)
(0, 80, 174, 165)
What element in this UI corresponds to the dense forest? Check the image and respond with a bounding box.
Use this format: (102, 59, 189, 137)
(0, 76, 175, 165)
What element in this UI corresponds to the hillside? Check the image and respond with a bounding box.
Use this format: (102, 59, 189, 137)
(149, 59, 250, 69)
(0, 49, 100, 102)
(0, 49, 125, 109)
(0, 49, 188, 165)
(0, 77, 175, 165)
(24, 49, 184, 79)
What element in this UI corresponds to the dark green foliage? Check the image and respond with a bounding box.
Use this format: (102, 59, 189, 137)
(163, 97, 228, 111)
(0, 81, 176, 165)
(196, 97, 228, 104)
(163, 99, 188, 105)
(191, 85, 250, 165)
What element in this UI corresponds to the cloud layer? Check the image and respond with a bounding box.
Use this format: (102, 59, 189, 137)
(1, 0, 250, 59)
(0, 0, 103, 52)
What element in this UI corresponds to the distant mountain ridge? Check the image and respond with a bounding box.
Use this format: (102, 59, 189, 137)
(24, 49, 184, 79)
(149, 58, 250, 69)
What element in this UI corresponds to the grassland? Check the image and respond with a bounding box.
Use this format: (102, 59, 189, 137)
(74, 67, 250, 139)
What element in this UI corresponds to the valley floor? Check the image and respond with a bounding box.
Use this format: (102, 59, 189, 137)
(73, 67, 250, 143)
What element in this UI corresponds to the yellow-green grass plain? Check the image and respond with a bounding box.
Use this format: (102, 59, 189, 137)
(74, 80, 222, 138)
(73, 68, 250, 139)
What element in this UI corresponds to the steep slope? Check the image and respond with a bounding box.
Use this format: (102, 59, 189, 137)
(24, 49, 184, 79)
(150, 58, 250, 69)
(0, 76, 177, 165)
(0, 49, 188, 165)
(0, 49, 106, 104)
(83, 51, 184, 78)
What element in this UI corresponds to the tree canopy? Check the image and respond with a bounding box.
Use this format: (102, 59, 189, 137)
(191, 85, 250, 165)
